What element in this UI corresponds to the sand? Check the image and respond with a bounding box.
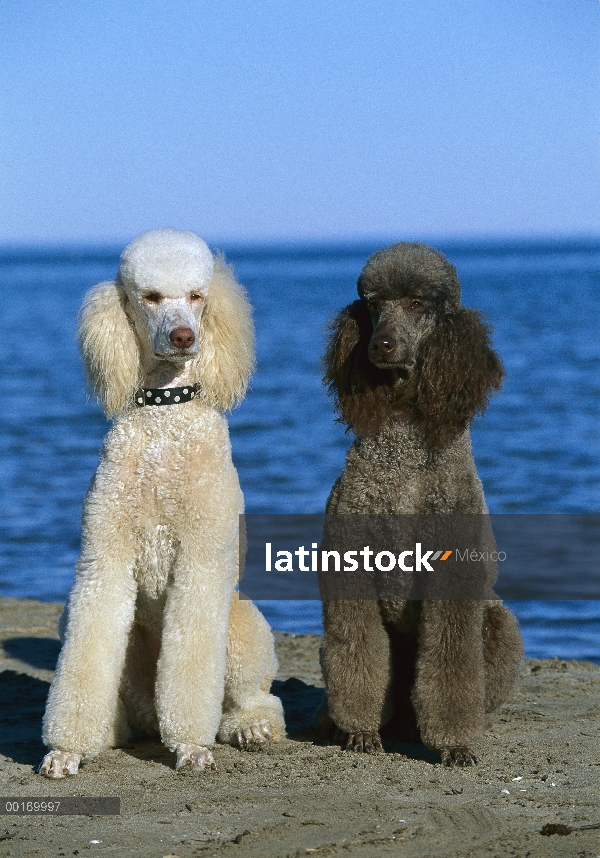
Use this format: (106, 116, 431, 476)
(1, 597, 600, 858)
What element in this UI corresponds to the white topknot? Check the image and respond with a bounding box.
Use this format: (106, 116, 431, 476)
(117, 228, 214, 295)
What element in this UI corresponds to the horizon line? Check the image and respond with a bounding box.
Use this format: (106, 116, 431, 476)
(0, 230, 599, 257)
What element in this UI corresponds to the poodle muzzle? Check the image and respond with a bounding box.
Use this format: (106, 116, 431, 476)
(135, 297, 204, 361)
(368, 330, 416, 371)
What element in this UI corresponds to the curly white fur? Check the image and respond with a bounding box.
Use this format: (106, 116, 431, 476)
(40, 229, 285, 778)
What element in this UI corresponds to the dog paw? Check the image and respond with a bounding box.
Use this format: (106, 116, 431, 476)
(175, 744, 216, 773)
(39, 751, 81, 779)
(338, 730, 383, 753)
(233, 719, 272, 750)
(440, 746, 478, 766)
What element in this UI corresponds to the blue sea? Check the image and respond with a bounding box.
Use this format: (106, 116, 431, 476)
(1, 238, 599, 660)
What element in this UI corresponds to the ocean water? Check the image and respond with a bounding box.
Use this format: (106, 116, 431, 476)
(0, 239, 599, 660)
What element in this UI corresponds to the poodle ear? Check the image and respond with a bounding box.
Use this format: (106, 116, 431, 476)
(413, 307, 504, 446)
(323, 299, 393, 435)
(190, 255, 255, 411)
(78, 281, 141, 418)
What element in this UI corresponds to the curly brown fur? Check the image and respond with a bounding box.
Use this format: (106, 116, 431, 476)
(323, 243, 503, 447)
(319, 242, 523, 765)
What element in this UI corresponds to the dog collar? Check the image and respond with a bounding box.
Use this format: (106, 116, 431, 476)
(134, 384, 200, 407)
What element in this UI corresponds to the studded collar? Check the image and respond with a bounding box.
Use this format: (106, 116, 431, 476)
(134, 384, 200, 407)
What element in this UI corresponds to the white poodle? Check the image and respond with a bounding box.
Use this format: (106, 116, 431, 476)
(40, 228, 285, 778)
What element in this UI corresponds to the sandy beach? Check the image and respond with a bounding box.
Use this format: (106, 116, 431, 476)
(1, 597, 600, 858)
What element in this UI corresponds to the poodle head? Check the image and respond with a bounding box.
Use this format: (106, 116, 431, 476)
(357, 242, 460, 373)
(117, 228, 214, 363)
(324, 242, 503, 447)
(79, 228, 254, 417)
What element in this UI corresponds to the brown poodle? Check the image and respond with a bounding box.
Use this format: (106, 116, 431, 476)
(318, 242, 523, 766)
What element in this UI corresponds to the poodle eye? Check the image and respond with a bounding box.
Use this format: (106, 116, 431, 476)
(410, 299, 425, 310)
(143, 292, 162, 304)
(190, 293, 203, 302)
(367, 301, 378, 313)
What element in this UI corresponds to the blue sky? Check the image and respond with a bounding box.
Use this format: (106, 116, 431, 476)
(1, 1, 598, 243)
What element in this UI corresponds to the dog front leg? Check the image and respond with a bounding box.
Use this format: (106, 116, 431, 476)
(412, 599, 486, 765)
(154, 556, 233, 770)
(321, 600, 392, 752)
(41, 553, 137, 776)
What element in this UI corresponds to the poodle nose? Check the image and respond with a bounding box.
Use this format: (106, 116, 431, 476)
(369, 334, 397, 355)
(169, 327, 195, 349)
